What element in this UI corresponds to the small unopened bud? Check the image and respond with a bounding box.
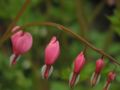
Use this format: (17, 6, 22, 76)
(103, 71, 116, 90)
(91, 58, 105, 87)
(69, 52, 85, 88)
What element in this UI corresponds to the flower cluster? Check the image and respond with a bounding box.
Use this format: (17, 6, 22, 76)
(10, 26, 117, 90)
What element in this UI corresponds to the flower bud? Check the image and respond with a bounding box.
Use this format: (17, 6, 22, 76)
(103, 71, 116, 90)
(91, 58, 104, 87)
(95, 58, 105, 74)
(41, 36, 60, 79)
(10, 26, 33, 66)
(69, 52, 85, 87)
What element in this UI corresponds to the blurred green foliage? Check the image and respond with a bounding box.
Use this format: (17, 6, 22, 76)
(110, 10, 120, 36)
(0, 0, 120, 90)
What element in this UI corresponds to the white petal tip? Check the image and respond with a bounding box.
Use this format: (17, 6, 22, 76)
(69, 72, 80, 88)
(9, 54, 21, 66)
(90, 72, 101, 87)
(41, 65, 53, 79)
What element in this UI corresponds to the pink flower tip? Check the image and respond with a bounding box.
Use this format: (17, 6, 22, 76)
(45, 36, 60, 65)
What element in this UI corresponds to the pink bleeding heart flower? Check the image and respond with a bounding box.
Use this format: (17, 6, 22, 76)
(103, 71, 116, 90)
(10, 26, 33, 66)
(91, 58, 105, 87)
(41, 36, 60, 79)
(69, 51, 85, 88)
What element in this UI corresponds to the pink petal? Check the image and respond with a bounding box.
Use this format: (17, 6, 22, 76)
(74, 52, 85, 73)
(13, 32, 33, 54)
(45, 39, 60, 65)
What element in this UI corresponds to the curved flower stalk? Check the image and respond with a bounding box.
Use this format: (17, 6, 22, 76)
(10, 26, 33, 66)
(103, 71, 116, 90)
(41, 36, 60, 79)
(91, 58, 105, 87)
(69, 51, 85, 88)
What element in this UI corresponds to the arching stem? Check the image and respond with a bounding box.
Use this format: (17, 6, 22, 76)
(23, 22, 120, 66)
(0, 22, 120, 66)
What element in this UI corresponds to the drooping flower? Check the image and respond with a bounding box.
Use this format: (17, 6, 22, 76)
(41, 36, 60, 79)
(103, 71, 116, 90)
(69, 51, 85, 88)
(10, 26, 33, 66)
(91, 58, 105, 87)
